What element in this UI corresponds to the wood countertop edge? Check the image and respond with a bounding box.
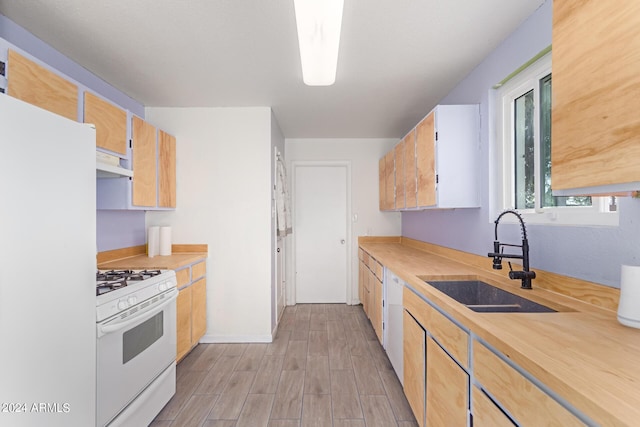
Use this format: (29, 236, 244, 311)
(359, 237, 635, 427)
(97, 244, 208, 270)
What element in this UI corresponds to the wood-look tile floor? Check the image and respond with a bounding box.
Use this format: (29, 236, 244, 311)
(150, 304, 418, 427)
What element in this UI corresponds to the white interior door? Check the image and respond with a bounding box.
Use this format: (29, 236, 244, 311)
(293, 163, 348, 303)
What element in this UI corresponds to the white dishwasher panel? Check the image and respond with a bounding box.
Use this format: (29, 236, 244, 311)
(385, 269, 404, 384)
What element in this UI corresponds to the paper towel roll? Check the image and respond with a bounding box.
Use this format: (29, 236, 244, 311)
(618, 264, 640, 328)
(159, 226, 172, 256)
(148, 226, 159, 258)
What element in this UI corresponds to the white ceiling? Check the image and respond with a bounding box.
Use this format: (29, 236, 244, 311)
(0, 0, 545, 138)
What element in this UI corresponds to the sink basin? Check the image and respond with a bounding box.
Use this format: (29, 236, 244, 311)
(425, 280, 556, 313)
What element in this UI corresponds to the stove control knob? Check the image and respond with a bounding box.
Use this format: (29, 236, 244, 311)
(159, 282, 167, 292)
(117, 300, 128, 310)
(127, 296, 137, 305)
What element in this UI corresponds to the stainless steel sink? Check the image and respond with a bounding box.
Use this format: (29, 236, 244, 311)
(425, 280, 556, 313)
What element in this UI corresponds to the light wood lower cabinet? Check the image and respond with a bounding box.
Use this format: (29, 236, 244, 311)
(191, 278, 207, 342)
(176, 260, 207, 362)
(403, 310, 425, 427)
(403, 287, 469, 426)
(176, 285, 193, 361)
(472, 386, 515, 427)
(373, 275, 383, 343)
(426, 336, 468, 426)
(473, 340, 585, 426)
(358, 249, 384, 345)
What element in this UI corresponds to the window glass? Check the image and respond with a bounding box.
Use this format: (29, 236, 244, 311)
(493, 50, 616, 226)
(514, 89, 535, 209)
(122, 311, 164, 364)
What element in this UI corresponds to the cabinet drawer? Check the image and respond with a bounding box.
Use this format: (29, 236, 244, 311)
(403, 288, 468, 368)
(176, 268, 190, 288)
(192, 261, 206, 280)
(472, 386, 514, 427)
(474, 342, 584, 426)
(375, 262, 383, 281)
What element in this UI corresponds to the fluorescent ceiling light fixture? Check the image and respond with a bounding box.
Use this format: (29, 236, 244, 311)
(293, 0, 344, 86)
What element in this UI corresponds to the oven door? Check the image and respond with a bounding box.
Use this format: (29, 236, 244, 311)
(97, 288, 177, 427)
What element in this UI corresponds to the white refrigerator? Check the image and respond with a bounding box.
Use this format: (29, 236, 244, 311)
(0, 94, 96, 427)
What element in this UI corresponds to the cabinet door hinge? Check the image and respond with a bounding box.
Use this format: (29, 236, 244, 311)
(0, 60, 5, 76)
(129, 139, 132, 149)
(436, 174, 439, 184)
(435, 131, 438, 141)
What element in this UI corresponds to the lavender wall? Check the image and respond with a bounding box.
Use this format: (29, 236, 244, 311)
(96, 211, 146, 252)
(1, 14, 147, 252)
(402, 0, 640, 288)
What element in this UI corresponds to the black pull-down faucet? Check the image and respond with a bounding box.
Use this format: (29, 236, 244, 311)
(487, 210, 536, 289)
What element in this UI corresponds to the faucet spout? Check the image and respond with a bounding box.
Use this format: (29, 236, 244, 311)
(487, 210, 536, 289)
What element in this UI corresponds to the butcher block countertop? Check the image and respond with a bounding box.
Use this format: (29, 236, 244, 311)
(360, 236, 638, 427)
(97, 244, 207, 270)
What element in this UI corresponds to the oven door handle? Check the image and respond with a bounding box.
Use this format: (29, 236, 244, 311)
(99, 289, 178, 336)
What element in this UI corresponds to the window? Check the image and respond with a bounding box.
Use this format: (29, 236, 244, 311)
(493, 52, 617, 226)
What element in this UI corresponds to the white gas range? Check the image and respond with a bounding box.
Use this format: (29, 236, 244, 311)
(96, 269, 178, 427)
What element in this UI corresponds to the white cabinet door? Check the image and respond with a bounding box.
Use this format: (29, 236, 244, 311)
(434, 104, 480, 208)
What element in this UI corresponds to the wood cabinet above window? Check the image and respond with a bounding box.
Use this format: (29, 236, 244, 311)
(552, 0, 640, 195)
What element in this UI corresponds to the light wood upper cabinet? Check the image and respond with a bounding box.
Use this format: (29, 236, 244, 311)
(84, 92, 127, 155)
(380, 105, 479, 211)
(416, 111, 436, 207)
(378, 157, 386, 211)
(7, 49, 78, 121)
(125, 116, 177, 210)
(404, 130, 417, 208)
(394, 141, 405, 209)
(552, 1, 640, 194)
(426, 336, 468, 426)
(132, 116, 158, 208)
(384, 151, 395, 211)
(158, 130, 177, 208)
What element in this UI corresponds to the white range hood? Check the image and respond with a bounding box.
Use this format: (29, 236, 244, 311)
(96, 151, 132, 178)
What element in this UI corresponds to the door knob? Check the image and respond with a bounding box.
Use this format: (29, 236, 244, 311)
(340, 239, 345, 244)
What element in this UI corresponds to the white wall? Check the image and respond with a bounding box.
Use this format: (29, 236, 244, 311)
(285, 138, 401, 304)
(145, 107, 274, 342)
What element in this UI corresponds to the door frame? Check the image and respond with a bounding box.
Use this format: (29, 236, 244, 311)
(289, 160, 352, 305)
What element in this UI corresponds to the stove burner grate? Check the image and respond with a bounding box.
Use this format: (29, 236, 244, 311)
(96, 269, 164, 296)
